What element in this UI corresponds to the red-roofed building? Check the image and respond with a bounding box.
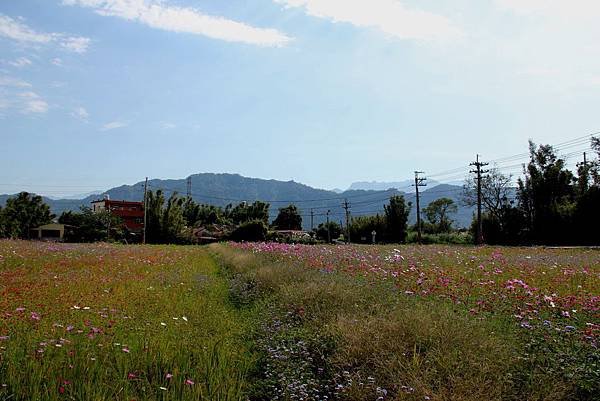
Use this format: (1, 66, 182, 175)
(91, 197, 144, 233)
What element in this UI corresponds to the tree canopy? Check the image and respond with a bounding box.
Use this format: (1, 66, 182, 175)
(272, 204, 302, 230)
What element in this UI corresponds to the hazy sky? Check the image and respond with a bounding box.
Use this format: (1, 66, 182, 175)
(1, 0, 599, 197)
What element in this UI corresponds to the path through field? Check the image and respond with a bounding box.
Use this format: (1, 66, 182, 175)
(1, 241, 599, 401)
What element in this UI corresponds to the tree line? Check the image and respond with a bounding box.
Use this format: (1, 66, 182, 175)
(461, 138, 600, 245)
(1, 137, 597, 245)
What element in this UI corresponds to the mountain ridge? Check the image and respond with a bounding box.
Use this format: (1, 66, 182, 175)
(0, 173, 474, 228)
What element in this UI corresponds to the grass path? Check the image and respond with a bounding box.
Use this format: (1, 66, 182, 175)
(0, 242, 253, 401)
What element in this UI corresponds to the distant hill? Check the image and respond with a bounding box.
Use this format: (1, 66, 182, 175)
(1, 173, 475, 229)
(349, 179, 443, 193)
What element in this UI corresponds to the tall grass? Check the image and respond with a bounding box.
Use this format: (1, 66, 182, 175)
(212, 243, 598, 401)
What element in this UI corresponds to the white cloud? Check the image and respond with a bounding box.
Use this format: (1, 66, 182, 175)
(0, 14, 53, 43)
(60, 36, 91, 53)
(275, 0, 462, 42)
(8, 57, 32, 68)
(496, 0, 600, 20)
(71, 106, 90, 121)
(0, 13, 91, 53)
(161, 122, 176, 129)
(0, 75, 32, 87)
(63, 0, 292, 47)
(51, 58, 63, 66)
(100, 120, 127, 131)
(19, 91, 49, 114)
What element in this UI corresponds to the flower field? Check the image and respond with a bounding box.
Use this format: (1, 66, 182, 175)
(1, 240, 599, 400)
(0, 240, 251, 400)
(231, 242, 600, 343)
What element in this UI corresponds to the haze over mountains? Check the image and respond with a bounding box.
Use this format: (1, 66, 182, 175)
(0, 173, 474, 228)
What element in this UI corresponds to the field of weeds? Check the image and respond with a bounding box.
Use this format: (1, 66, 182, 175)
(1, 240, 599, 401)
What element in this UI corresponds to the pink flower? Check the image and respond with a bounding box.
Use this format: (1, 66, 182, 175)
(127, 373, 136, 380)
(184, 379, 194, 386)
(30, 312, 41, 321)
(15, 307, 25, 312)
(0, 336, 9, 341)
(122, 347, 130, 353)
(165, 373, 173, 380)
(66, 325, 74, 332)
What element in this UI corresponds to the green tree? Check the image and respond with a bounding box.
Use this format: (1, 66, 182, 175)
(462, 168, 514, 224)
(182, 197, 201, 227)
(422, 197, 457, 233)
(314, 221, 342, 243)
(272, 204, 302, 230)
(227, 201, 270, 225)
(590, 136, 600, 187)
(384, 195, 411, 243)
(58, 207, 123, 242)
(162, 193, 186, 243)
(518, 141, 575, 244)
(349, 214, 386, 243)
(145, 190, 165, 243)
(0, 192, 53, 239)
(230, 219, 267, 242)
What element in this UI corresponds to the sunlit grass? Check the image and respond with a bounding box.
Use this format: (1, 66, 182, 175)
(0, 241, 251, 400)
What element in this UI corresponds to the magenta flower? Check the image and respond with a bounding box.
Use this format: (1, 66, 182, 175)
(30, 312, 41, 321)
(15, 307, 25, 312)
(165, 373, 173, 380)
(122, 347, 130, 353)
(184, 379, 195, 386)
(127, 372, 136, 380)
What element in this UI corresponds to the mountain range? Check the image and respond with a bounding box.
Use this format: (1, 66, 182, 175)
(0, 173, 474, 229)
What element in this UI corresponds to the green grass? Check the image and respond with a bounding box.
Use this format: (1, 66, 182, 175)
(1, 241, 598, 400)
(0, 242, 253, 400)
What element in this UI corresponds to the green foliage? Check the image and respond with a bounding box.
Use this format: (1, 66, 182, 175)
(0, 192, 53, 239)
(162, 193, 186, 243)
(349, 214, 386, 243)
(145, 189, 165, 243)
(226, 201, 270, 225)
(314, 221, 341, 242)
(422, 197, 457, 233)
(230, 220, 267, 242)
(518, 141, 576, 245)
(407, 230, 472, 244)
(183, 197, 225, 227)
(272, 204, 302, 230)
(58, 207, 123, 242)
(143, 190, 187, 244)
(384, 195, 411, 243)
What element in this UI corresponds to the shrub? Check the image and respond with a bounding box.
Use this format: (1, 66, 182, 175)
(229, 219, 267, 242)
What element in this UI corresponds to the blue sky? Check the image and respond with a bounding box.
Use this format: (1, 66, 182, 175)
(1, 0, 599, 197)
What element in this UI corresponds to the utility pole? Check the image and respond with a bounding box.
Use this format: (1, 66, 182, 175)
(342, 199, 351, 243)
(577, 152, 590, 192)
(186, 176, 192, 198)
(413, 171, 427, 244)
(470, 155, 489, 245)
(143, 177, 148, 245)
(326, 210, 331, 243)
(310, 208, 314, 231)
